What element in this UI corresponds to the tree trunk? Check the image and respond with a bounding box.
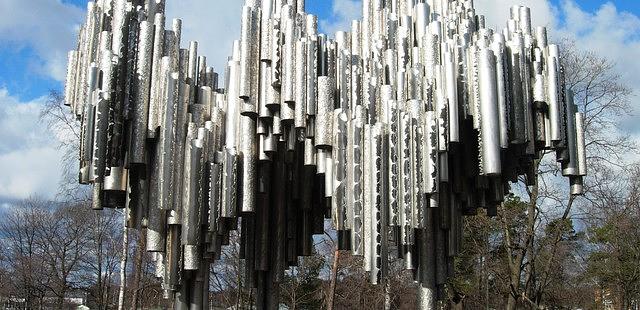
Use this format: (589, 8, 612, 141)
(58, 290, 66, 309)
(236, 262, 243, 308)
(105, 279, 111, 310)
(506, 295, 517, 310)
(451, 300, 464, 310)
(384, 280, 392, 310)
(131, 229, 147, 309)
(523, 180, 539, 299)
(483, 230, 489, 310)
(328, 249, 340, 310)
(118, 214, 129, 310)
(97, 244, 104, 309)
(504, 161, 541, 310)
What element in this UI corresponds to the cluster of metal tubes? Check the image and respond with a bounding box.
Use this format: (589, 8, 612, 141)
(64, 0, 586, 308)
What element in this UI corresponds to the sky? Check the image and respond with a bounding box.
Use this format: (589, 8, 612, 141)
(0, 0, 638, 205)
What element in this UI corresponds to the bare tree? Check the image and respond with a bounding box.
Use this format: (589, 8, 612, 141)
(280, 253, 325, 310)
(520, 39, 636, 308)
(41, 91, 145, 310)
(209, 231, 253, 308)
(37, 203, 92, 308)
(41, 91, 89, 203)
(81, 206, 123, 309)
(117, 211, 128, 310)
(130, 228, 147, 309)
(449, 40, 636, 310)
(0, 198, 120, 308)
(0, 199, 51, 308)
(585, 164, 640, 308)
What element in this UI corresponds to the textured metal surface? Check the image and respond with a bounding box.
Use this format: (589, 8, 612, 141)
(65, 0, 585, 308)
(315, 76, 334, 148)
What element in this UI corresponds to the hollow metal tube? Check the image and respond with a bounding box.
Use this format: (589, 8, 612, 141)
(387, 100, 400, 226)
(410, 101, 426, 228)
(182, 132, 204, 266)
(239, 6, 254, 100)
(240, 115, 258, 213)
(547, 46, 562, 142)
(478, 48, 502, 176)
(64, 51, 78, 107)
(315, 76, 335, 148)
(225, 58, 241, 149)
(562, 90, 579, 176)
(420, 110, 437, 195)
(148, 13, 166, 138)
(110, 0, 128, 58)
(282, 18, 296, 105)
(332, 110, 348, 230)
(491, 34, 509, 149)
(81, 64, 98, 184)
(92, 53, 112, 184)
(147, 206, 166, 252)
(294, 39, 307, 128)
(369, 123, 388, 284)
(363, 124, 372, 270)
(349, 106, 364, 255)
(399, 112, 414, 245)
(130, 21, 154, 165)
(158, 72, 179, 210)
(221, 148, 239, 218)
(575, 112, 587, 176)
(444, 49, 459, 143)
(171, 51, 190, 222)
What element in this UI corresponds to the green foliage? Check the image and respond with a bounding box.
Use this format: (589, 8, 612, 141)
(587, 212, 640, 305)
(448, 208, 510, 308)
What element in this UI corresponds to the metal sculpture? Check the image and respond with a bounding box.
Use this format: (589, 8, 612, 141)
(64, 0, 586, 308)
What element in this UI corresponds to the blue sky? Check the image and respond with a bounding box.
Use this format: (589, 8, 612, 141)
(0, 0, 638, 204)
(0, 0, 337, 102)
(566, 0, 639, 14)
(2, 0, 638, 102)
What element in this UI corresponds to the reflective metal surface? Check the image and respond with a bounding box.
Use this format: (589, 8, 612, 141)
(64, 0, 585, 308)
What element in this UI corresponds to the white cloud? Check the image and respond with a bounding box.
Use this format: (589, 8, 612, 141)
(476, 0, 639, 134)
(0, 202, 11, 212)
(0, 90, 49, 153)
(474, 0, 557, 31)
(0, 0, 84, 81)
(0, 0, 636, 202)
(555, 2, 640, 135)
(165, 0, 363, 75)
(165, 0, 243, 77)
(319, 0, 363, 36)
(0, 146, 63, 201)
(555, 2, 640, 98)
(0, 89, 64, 200)
(0, 0, 243, 201)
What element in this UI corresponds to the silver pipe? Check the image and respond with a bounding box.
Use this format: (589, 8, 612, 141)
(363, 124, 372, 270)
(576, 112, 587, 176)
(547, 45, 562, 142)
(478, 48, 501, 176)
(130, 21, 154, 165)
(332, 109, 348, 230)
(240, 116, 258, 213)
(315, 76, 334, 148)
(369, 123, 388, 284)
(562, 90, 579, 176)
(387, 99, 400, 226)
(63, 1, 584, 306)
(294, 39, 307, 128)
(148, 13, 166, 138)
